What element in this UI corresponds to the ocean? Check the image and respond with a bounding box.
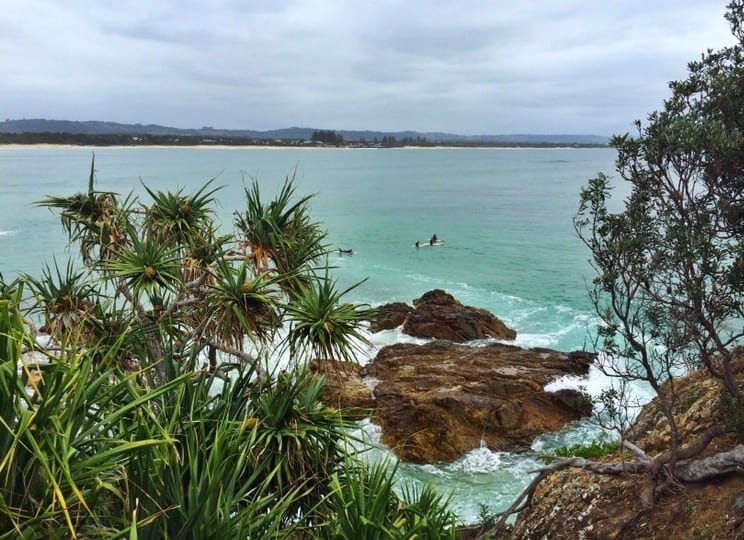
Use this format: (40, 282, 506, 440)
(0, 144, 635, 523)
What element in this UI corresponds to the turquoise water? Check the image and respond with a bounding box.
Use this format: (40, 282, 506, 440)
(0, 145, 625, 523)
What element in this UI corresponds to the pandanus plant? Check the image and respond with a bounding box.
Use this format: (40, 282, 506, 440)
(8, 160, 459, 538)
(202, 260, 281, 351)
(36, 155, 131, 263)
(284, 269, 374, 363)
(24, 259, 96, 341)
(142, 177, 221, 252)
(234, 173, 325, 276)
(105, 230, 183, 304)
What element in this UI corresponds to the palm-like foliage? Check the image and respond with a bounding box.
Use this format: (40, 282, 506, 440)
(12, 160, 460, 538)
(25, 259, 96, 340)
(182, 224, 231, 283)
(0, 276, 26, 368)
(270, 216, 329, 298)
(397, 482, 458, 539)
(234, 174, 323, 275)
(285, 271, 374, 362)
(142, 178, 221, 251)
(1, 305, 455, 539)
(85, 299, 152, 367)
(128, 355, 301, 539)
(0, 272, 16, 299)
(246, 367, 354, 523)
(326, 459, 458, 539)
(106, 232, 183, 302)
(326, 460, 402, 539)
(36, 156, 130, 263)
(203, 261, 281, 350)
(0, 332, 181, 538)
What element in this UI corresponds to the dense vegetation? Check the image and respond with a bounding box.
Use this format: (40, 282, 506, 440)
(310, 129, 344, 145)
(0, 130, 609, 148)
(0, 131, 311, 147)
(574, 0, 743, 451)
(0, 162, 458, 538)
(485, 2, 744, 534)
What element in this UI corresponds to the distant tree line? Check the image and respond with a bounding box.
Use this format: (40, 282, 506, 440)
(310, 130, 344, 145)
(0, 130, 609, 149)
(0, 132, 303, 147)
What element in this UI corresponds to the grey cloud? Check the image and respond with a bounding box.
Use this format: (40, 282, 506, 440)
(1, 0, 737, 134)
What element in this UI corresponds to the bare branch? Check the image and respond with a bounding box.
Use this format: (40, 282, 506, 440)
(675, 444, 744, 482)
(486, 425, 730, 537)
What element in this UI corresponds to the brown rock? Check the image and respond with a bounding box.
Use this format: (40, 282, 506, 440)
(369, 290, 517, 342)
(510, 355, 744, 539)
(511, 469, 637, 539)
(403, 289, 517, 342)
(510, 451, 744, 540)
(369, 302, 413, 332)
(309, 360, 373, 419)
(363, 340, 593, 463)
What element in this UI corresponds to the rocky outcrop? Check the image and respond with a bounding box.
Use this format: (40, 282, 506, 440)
(508, 448, 744, 540)
(319, 291, 594, 464)
(371, 289, 517, 342)
(363, 340, 593, 463)
(309, 360, 373, 419)
(369, 302, 413, 332)
(509, 357, 744, 539)
(404, 289, 517, 341)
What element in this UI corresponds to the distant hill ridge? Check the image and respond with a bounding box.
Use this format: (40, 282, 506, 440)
(0, 119, 609, 146)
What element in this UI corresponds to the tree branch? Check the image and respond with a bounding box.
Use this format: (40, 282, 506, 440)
(675, 444, 744, 482)
(485, 425, 731, 537)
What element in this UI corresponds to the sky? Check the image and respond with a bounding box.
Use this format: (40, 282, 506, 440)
(1, 1, 738, 136)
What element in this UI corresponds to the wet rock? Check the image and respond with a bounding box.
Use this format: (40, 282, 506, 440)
(402, 289, 517, 342)
(370, 289, 516, 342)
(369, 302, 413, 332)
(309, 360, 373, 419)
(511, 356, 744, 539)
(362, 340, 593, 463)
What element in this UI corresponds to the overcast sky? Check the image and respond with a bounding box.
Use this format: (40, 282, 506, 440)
(1, 1, 737, 136)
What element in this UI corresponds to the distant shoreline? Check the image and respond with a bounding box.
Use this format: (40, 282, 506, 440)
(0, 142, 609, 151)
(0, 127, 609, 150)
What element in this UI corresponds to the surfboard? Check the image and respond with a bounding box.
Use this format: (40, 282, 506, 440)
(414, 240, 445, 247)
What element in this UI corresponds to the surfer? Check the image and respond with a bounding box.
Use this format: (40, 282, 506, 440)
(429, 233, 438, 245)
(338, 248, 352, 255)
(415, 241, 420, 249)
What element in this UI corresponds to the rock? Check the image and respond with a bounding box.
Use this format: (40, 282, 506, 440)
(511, 469, 636, 539)
(402, 289, 517, 342)
(370, 290, 517, 342)
(511, 462, 744, 539)
(309, 360, 373, 419)
(510, 355, 744, 539)
(362, 340, 593, 463)
(369, 302, 413, 332)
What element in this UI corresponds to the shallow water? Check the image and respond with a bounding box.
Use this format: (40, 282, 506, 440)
(1, 144, 636, 523)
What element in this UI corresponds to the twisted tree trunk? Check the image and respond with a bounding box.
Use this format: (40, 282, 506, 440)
(486, 425, 741, 538)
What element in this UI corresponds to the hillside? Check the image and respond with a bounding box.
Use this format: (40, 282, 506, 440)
(0, 118, 609, 147)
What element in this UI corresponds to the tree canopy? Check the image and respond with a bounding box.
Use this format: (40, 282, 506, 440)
(491, 2, 744, 533)
(570, 0, 743, 506)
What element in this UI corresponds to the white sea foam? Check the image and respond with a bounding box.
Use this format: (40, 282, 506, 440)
(531, 419, 608, 453)
(544, 355, 655, 404)
(447, 443, 503, 473)
(538, 354, 657, 451)
(544, 363, 609, 396)
(0, 230, 17, 237)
